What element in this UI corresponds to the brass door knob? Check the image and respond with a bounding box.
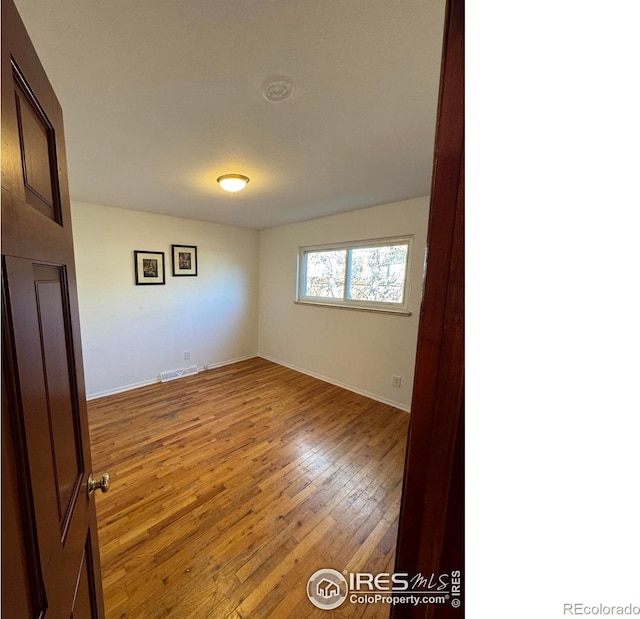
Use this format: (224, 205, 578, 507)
(87, 472, 110, 498)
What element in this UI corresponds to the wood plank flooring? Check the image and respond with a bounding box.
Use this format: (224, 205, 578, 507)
(87, 358, 409, 618)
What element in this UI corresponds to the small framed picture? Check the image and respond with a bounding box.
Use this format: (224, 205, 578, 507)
(172, 244, 198, 276)
(134, 250, 165, 285)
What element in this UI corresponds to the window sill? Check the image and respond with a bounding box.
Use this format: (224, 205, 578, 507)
(294, 300, 412, 316)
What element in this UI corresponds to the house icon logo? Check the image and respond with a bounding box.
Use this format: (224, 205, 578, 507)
(317, 578, 340, 598)
(307, 568, 348, 610)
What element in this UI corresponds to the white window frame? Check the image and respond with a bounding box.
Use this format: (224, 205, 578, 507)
(296, 236, 413, 315)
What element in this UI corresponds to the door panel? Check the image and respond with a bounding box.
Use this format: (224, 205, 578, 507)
(71, 540, 99, 619)
(3, 256, 101, 616)
(34, 264, 84, 535)
(1, 0, 105, 616)
(13, 61, 62, 222)
(33, 265, 83, 532)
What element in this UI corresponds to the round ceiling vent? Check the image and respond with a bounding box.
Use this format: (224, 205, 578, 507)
(263, 77, 294, 102)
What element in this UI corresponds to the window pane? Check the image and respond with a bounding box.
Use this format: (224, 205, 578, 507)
(347, 244, 408, 303)
(304, 250, 346, 299)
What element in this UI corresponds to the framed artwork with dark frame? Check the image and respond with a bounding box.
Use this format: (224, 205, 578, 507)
(172, 244, 198, 276)
(134, 250, 165, 285)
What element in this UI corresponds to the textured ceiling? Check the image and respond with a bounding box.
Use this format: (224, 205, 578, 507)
(14, 0, 446, 229)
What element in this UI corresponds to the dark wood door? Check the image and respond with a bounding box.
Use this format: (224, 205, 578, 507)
(1, 0, 106, 616)
(392, 0, 464, 617)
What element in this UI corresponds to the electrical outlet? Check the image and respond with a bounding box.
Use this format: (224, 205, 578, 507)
(392, 375, 402, 388)
(184, 351, 191, 361)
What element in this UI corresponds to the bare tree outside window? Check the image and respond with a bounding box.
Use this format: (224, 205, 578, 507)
(348, 245, 408, 303)
(299, 238, 412, 311)
(305, 250, 346, 298)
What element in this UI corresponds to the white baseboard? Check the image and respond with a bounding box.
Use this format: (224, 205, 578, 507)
(86, 354, 259, 401)
(204, 353, 258, 371)
(258, 354, 410, 413)
(86, 377, 160, 401)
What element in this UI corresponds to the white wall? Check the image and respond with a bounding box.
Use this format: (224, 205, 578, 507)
(71, 201, 259, 398)
(258, 197, 429, 411)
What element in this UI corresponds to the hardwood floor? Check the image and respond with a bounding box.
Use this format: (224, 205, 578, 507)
(88, 358, 409, 618)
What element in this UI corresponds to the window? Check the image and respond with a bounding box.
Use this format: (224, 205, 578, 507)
(297, 236, 413, 314)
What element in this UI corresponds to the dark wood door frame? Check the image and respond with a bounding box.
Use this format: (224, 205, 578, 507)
(393, 0, 464, 617)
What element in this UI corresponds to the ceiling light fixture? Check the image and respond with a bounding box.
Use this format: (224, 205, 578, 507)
(263, 77, 294, 102)
(217, 174, 250, 192)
